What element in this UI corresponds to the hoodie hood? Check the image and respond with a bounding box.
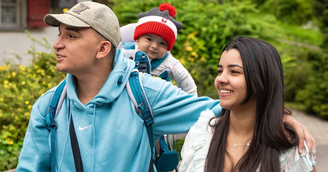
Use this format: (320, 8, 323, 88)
(66, 49, 135, 109)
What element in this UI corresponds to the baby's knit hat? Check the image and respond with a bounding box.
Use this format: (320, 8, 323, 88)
(133, 3, 183, 51)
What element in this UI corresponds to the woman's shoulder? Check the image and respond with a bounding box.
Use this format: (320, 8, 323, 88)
(186, 109, 216, 139)
(193, 109, 220, 137)
(280, 141, 316, 172)
(198, 109, 217, 124)
(179, 110, 218, 172)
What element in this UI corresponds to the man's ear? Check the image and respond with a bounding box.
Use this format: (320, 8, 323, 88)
(96, 41, 112, 59)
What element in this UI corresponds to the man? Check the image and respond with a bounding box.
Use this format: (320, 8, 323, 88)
(16, 2, 315, 172)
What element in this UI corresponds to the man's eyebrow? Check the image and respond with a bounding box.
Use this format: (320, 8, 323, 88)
(65, 26, 80, 33)
(217, 64, 243, 69)
(58, 26, 81, 34)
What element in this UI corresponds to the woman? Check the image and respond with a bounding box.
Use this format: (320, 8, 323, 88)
(179, 36, 316, 172)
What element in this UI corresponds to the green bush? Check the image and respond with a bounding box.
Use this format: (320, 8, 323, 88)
(251, 0, 314, 25)
(295, 50, 328, 120)
(0, 31, 65, 171)
(173, 137, 185, 160)
(273, 23, 322, 102)
(292, 0, 328, 120)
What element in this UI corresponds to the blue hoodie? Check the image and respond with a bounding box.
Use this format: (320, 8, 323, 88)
(16, 49, 221, 172)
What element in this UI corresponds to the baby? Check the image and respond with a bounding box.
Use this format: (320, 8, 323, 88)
(120, 3, 197, 94)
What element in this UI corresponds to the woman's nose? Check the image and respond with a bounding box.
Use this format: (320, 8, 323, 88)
(215, 72, 228, 84)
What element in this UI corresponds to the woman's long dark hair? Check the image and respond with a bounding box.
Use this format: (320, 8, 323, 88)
(205, 37, 299, 172)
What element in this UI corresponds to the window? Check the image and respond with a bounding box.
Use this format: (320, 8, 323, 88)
(1, 0, 16, 24)
(0, 0, 26, 30)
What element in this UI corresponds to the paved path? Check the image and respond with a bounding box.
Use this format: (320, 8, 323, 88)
(292, 110, 328, 146)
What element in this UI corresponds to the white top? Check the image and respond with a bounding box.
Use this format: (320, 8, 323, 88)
(179, 110, 316, 172)
(151, 53, 197, 94)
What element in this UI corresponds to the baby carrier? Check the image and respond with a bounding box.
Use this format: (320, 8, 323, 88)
(120, 42, 179, 172)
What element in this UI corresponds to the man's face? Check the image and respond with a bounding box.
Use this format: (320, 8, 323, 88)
(53, 24, 103, 76)
(136, 34, 168, 60)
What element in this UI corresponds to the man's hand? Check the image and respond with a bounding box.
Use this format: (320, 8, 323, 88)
(283, 115, 316, 160)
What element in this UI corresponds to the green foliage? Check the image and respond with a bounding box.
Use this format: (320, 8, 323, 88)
(295, 51, 328, 120)
(291, 0, 328, 120)
(111, 0, 163, 24)
(313, 0, 328, 31)
(272, 23, 322, 102)
(278, 23, 322, 46)
(313, 0, 328, 49)
(250, 0, 314, 25)
(282, 52, 312, 102)
(313, 0, 328, 51)
(0, 31, 65, 171)
(172, 137, 185, 160)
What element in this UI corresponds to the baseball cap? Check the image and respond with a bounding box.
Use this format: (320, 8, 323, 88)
(44, 1, 121, 48)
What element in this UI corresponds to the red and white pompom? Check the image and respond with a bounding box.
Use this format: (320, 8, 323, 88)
(158, 3, 177, 18)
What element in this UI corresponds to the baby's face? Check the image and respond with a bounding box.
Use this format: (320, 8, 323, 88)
(136, 34, 168, 59)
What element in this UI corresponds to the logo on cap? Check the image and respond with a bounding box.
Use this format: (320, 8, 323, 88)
(161, 18, 167, 23)
(73, 3, 90, 14)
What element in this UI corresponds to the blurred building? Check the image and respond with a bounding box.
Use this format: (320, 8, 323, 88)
(0, 0, 108, 65)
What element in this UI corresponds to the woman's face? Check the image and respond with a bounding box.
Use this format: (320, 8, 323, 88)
(214, 49, 249, 110)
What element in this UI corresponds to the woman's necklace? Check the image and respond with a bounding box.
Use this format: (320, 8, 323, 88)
(231, 130, 251, 148)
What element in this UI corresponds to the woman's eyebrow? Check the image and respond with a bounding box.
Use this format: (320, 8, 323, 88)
(228, 64, 243, 69)
(217, 64, 243, 69)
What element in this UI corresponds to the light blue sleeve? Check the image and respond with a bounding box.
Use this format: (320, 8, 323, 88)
(16, 91, 54, 172)
(141, 74, 221, 140)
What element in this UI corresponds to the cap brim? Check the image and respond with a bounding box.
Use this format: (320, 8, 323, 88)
(43, 13, 90, 27)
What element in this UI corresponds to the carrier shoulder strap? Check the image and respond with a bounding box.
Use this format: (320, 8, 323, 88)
(126, 69, 155, 171)
(157, 69, 172, 82)
(46, 79, 84, 172)
(126, 69, 154, 132)
(45, 79, 66, 172)
(121, 42, 151, 74)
